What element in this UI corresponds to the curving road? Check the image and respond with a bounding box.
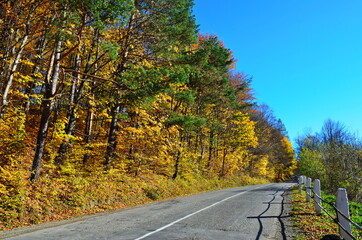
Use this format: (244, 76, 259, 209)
(1, 182, 296, 240)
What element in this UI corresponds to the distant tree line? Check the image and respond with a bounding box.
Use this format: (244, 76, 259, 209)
(296, 119, 362, 203)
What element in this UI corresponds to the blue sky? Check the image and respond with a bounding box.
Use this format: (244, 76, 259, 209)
(193, 0, 362, 145)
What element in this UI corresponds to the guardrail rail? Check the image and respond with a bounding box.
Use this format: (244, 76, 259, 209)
(298, 176, 362, 240)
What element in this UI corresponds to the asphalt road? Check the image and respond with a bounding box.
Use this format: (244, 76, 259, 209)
(1, 182, 296, 240)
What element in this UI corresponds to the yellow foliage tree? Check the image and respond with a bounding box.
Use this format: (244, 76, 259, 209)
(219, 111, 258, 177)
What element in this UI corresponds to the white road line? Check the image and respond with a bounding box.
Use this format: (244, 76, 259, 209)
(134, 184, 269, 240)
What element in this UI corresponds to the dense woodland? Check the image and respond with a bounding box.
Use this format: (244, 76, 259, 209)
(296, 119, 362, 203)
(0, 0, 296, 229)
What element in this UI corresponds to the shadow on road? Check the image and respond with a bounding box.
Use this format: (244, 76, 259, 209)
(247, 187, 291, 240)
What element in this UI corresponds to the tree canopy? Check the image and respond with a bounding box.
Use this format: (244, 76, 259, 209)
(0, 0, 296, 229)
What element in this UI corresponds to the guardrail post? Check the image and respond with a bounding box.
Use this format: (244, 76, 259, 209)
(336, 188, 352, 240)
(306, 177, 311, 202)
(298, 176, 304, 193)
(313, 179, 321, 215)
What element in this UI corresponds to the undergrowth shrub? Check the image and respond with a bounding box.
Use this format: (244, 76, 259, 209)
(0, 170, 268, 231)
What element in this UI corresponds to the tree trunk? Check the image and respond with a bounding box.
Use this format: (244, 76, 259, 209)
(82, 105, 94, 164)
(207, 131, 214, 169)
(55, 54, 81, 165)
(0, 22, 29, 118)
(54, 106, 77, 165)
(82, 30, 100, 165)
(135, 157, 142, 177)
(220, 148, 227, 178)
(30, 99, 53, 181)
(104, 103, 121, 171)
(103, 12, 136, 170)
(30, 40, 62, 182)
(172, 149, 181, 179)
(197, 132, 205, 171)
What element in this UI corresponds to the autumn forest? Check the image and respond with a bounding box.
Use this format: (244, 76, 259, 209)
(0, 0, 297, 229)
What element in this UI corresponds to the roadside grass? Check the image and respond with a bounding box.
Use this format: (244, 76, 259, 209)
(290, 186, 362, 240)
(0, 171, 269, 231)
